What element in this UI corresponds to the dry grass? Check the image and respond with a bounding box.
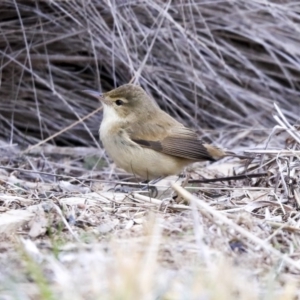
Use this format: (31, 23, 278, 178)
(1, 0, 300, 146)
(1, 0, 300, 299)
(1, 105, 300, 299)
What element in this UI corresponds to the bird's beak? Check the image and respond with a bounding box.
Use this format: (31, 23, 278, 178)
(83, 90, 111, 105)
(83, 89, 111, 105)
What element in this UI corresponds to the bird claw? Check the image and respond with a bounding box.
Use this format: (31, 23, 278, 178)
(108, 183, 158, 198)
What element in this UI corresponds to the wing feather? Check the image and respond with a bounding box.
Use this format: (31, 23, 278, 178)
(126, 115, 223, 161)
(133, 136, 216, 161)
(127, 122, 215, 161)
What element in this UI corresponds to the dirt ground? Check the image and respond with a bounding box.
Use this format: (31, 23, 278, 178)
(1, 110, 300, 299)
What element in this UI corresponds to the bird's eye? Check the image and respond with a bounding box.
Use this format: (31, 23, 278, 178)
(115, 99, 123, 106)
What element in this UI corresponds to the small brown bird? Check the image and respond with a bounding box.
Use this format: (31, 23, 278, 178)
(86, 84, 240, 180)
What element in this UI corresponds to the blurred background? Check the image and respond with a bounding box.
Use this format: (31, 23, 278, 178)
(1, 0, 300, 148)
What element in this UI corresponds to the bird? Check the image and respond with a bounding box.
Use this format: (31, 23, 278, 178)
(85, 84, 244, 180)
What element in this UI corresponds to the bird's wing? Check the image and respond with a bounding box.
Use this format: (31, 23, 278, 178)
(127, 120, 222, 161)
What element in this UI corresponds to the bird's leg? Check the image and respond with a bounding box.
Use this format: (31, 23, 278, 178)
(143, 177, 164, 186)
(109, 177, 163, 195)
(111, 184, 133, 193)
(139, 177, 164, 198)
(181, 172, 191, 188)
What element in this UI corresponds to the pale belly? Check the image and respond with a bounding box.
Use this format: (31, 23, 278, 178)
(100, 131, 190, 179)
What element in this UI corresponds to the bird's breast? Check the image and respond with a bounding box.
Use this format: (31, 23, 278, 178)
(100, 123, 190, 179)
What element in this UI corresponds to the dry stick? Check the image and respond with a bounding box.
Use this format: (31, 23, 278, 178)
(172, 183, 300, 271)
(132, 0, 172, 85)
(274, 103, 300, 145)
(52, 203, 81, 243)
(244, 150, 300, 155)
(23, 106, 103, 154)
(188, 172, 267, 184)
(25, 145, 101, 156)
(0, 165, 170, 189)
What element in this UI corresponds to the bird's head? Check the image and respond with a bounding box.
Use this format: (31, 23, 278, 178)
(85, 84, 158, 122)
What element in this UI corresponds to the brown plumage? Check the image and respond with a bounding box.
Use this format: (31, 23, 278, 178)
(85, 84, 240, 179)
